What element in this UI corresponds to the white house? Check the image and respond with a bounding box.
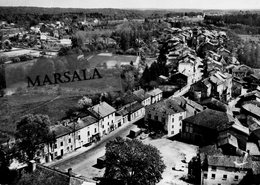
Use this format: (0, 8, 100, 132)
(178, 54, 203, 85)
(147, 88, 163, 104)
(201, 155, 252, 185)
(67, 115, 98, 149)
(88, 101, 116, 137)
(146, 99, 186, 137)
(48, 125, 74, 161)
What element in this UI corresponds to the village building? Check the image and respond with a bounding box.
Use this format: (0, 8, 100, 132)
(67, 115, 99, 149)
(209, 71, 232, 102)
(145, 99, 186, 137)
(181, 109, 249, 152)
(47, 125, 74, 162)
(201, 155, 252, 185)
(88, 101, 116, 137)
(147, 88, 163, 104)
(133, 88, 151, 106)
(178, 54, 204, 85)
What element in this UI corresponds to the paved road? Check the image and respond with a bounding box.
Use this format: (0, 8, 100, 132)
(51, 121, 139, 178)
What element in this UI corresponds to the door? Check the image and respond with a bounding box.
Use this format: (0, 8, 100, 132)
(60, 149, 63, 156)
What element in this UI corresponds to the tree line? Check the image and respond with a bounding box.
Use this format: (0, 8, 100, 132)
(204, 13, 260, 34)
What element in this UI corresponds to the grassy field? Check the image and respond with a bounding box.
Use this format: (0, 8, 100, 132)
(0, 94, 81, 138)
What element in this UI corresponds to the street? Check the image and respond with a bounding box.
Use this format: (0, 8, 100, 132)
(51, 121, 138, 178)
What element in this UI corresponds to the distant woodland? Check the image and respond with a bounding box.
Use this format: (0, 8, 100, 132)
(205, 13, 260, 34)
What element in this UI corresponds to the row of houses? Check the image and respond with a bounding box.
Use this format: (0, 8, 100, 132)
(37, 88, 163, 163)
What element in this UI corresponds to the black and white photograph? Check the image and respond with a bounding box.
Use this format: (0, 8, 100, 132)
(0, 0, 260, 184)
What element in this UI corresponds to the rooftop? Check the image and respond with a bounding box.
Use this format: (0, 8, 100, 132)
(89, 101, 116, 118)
(67, 116, 97, 132)
(147, 99, 185, 115)
(133, 88, 151, 100)
(183, 109, 248, 134)
(207, 155, 252, 169)
(147, 88, 163, 97)
(50, 124, 72, 138)
(217, 132, 238, 148)
(242, 103, 260, 118)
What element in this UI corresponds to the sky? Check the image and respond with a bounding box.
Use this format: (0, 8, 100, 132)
(0, 0, 260, 10)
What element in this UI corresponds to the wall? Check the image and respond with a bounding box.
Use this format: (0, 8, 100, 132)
(167, 111, 186, 137)
(99, 113, 115, 137)
(202, 165, 247, 185)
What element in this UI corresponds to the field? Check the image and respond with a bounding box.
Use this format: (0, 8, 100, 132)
(0, 47, 41, 58)
(88, 53, 140, 68)
(238, 34, 260, 42)
(0, 94, 81, 141)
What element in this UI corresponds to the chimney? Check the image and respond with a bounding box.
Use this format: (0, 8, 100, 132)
(68, 168, 72, 177)
(29, 160, 36, 172)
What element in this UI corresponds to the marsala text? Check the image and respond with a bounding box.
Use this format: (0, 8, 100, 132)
(27, 68, 102, 87)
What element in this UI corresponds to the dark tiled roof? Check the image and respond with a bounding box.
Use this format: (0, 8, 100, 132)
(207, 155, 252, 169)
(34, 164, 95, 185)
(50, 125, 73, 138)
(252, 129, 260, 140)
(217, 132, 238, 148)
(116, 108, 129, 116)
(133, 89, 150, 100)
(122, 94, 142, 104)
(147, 99, 185, 115)
(201, 97, 228, 112)
(183, 109, 235, 131)
(124, 101, 144, 113)
(67, 116, 97, 132)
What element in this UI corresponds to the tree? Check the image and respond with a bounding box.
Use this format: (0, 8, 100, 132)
(103, 137, 166, 185)
(15, 114, 55, 161)
(78, 96, 92, 109)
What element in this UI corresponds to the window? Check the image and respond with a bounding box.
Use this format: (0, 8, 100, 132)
(54, 152, 57, 157)
(68, 138, 71, 143)
(102, 124, 104, 129)
(112, 120, 113, 123)
(67, 147, 69, 151)
(211, 174, 215, 179)
(95, 128, 97, 133)
(88, 131, 90, 136)
(78, 135, 81, 140)
(211, 166, 216, 171)
(54, 143, 57, 149)
(223, 175, 227, 180)
(171, 131, 174, 135)
(172, 117, 174, 122)
(60, 142, 63, 146)
(148, 114, 151, 119)
(172, 125, 174, 128)
(179, 116, 183, 120)
(204, 173, 207, 179)
(71, 145, 73, 150)
(234, 175, 239, 181)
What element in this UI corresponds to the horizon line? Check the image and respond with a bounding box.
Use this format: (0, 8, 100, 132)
(0, 5, 259, 11)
